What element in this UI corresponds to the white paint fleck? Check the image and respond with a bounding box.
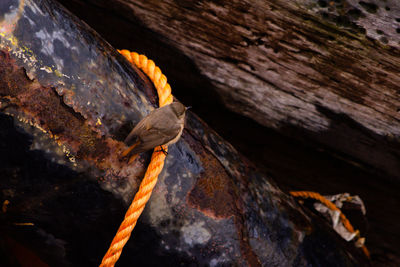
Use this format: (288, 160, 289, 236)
(210, 258, 219, 267)
(297, 231, 305, 243)
(53, 31, 70, 48)
(147, 188, 172, 227)
(40, 66, 52, 73)
(34, 28, 73, 69)
(35, 29, 54, 55)
(209, 253, 229, 267)
(182, 221, 211, 246)
(26, 17, 35, 26)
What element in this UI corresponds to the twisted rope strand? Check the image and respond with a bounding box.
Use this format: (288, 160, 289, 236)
(290, 191, 370, 258)
(119, 50, 173, 107)
(100, 50, 173, 267)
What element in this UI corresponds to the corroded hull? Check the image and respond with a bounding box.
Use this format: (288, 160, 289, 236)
(0, 0, 368, 266)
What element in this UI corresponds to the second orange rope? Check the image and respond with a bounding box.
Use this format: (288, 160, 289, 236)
(290, 191, 370, 258)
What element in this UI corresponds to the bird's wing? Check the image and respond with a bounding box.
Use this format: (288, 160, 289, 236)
(124, 116, 149, 144)
(130, 124, 181, 154)
(124, 107, 172, 144)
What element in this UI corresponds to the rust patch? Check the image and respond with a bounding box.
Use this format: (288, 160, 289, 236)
(185, 131, 261, 266)
(0, 50, 128, 174)
(186, 133, 237, 219)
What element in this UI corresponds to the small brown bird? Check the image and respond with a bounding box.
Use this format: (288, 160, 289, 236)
(122, 102, 188, 162)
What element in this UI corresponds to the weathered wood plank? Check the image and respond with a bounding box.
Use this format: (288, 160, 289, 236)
(62, 0, 400, 180)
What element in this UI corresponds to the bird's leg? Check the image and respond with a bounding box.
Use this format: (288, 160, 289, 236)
(123, 141, 140, 164)
(128, 154, 139, 164)
(121, 141, 139, 157)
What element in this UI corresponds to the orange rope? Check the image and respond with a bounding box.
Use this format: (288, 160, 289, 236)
(100, 50, 173, 267)
(290, 191, 370, 258)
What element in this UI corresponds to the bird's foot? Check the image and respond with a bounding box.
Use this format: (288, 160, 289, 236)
(155, 146, 168, 155)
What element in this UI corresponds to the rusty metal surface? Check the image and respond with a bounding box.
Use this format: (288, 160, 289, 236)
(0, 0, 369, 266)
